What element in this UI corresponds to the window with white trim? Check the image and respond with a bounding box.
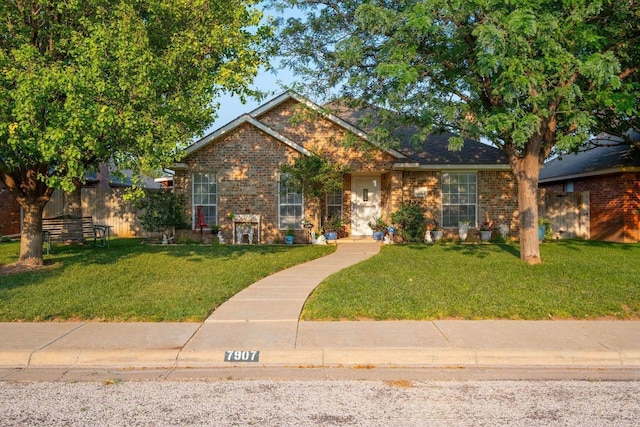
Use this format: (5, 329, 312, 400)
(441, 172, 477, 228)
(326, 190, 343, 221)
(279, 174, 303, 229)
(192, 172, 217, 228)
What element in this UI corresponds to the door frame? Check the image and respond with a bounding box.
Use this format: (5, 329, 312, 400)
(351, 174, 382, 236)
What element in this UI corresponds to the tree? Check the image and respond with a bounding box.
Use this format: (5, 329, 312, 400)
(280, 153, 348, 229)
(135, 190, 189, 239)
(272, 0, 639, 263)
(0, 0, 273, 266)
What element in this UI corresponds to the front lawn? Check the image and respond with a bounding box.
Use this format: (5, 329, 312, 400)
(0, 239, 334, 322)
(301, 241, 640, 320)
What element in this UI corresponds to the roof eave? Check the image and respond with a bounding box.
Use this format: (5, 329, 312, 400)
(394, 163, 512, 171)
(539, 166, 640, 183)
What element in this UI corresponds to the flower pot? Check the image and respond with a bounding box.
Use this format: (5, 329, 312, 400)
(480, 230, 492, 241)
(432, 230, 443, 242)
(285, 235, 294, 245)
(538, 225, 546, 241)
(372, 231, 384, 241)
(325, 231, 338, 241)
(458, 222, 469, 241)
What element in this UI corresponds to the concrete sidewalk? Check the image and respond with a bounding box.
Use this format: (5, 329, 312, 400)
(1, 241, 639, 373)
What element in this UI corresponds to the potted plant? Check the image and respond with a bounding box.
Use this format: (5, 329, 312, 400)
(323, 215, 342, 241)
(367, 216, 388, 241)
(479, 220, 493, 241)
(428, 220, 444, 242)
(284, 225, 295, 245)
(538, 217, 552, 241)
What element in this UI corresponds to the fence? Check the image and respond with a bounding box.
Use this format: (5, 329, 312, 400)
(538, 190, 590, 239)
(43, 187, 152, 238)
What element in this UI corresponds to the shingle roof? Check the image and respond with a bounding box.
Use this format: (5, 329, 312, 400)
(328, 100, 509, 166)
(540, 134, 640, 182)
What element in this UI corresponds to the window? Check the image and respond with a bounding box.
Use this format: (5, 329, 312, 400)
(326, 190, 343, 221)
(192, 173, 217, 228)
(564, 182, 574, 192)
(279, 174, 303, 229)
(441, 172, 477, 228)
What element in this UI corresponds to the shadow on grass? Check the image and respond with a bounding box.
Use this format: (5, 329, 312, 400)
(403, 241, 522, 259)
(0, 238, 314, 291)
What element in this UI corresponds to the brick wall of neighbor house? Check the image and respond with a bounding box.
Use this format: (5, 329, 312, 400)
(540, 172, 640, 242)
(0, 182, 21, 235)
(175, 123, 302, 243)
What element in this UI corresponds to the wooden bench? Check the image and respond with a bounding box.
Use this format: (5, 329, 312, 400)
(42, 216, 110, 253)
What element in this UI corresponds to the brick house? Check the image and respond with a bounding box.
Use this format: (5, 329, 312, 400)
(0, 181, 21, 236)
(173, 92, 519, 243)
(540, 135, 640, 243)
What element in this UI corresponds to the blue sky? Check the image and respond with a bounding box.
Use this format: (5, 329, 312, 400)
(204, 4, 304, 134)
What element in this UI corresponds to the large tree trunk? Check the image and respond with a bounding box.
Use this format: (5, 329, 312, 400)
(19, 203, 46, 267)
(511, 151, 544, 265)
(1, 167, 54, 267)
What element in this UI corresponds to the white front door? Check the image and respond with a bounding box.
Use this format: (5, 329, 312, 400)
(351, 176, 381, 236)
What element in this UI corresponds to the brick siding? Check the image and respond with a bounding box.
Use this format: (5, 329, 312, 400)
(541, 172, 640, 242)
(178, 98, 520, 242)
(0, 182, 21, 235)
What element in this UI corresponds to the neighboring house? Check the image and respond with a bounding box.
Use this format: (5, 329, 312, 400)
(173, 92, 518, 243)
(0, 181, 21, 236)
(539, 134, 640, 243)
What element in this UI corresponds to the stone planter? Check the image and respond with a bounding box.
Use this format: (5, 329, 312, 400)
(480, 230, 492, 241)
(285, 235, 294, 245)
(372, 231, 384, 241)
(432, 230, 444, 242)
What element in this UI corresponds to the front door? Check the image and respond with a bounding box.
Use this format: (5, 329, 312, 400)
(351, 176, 381, 236)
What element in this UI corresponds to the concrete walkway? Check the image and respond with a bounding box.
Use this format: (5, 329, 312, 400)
(1, 240, 639, 375)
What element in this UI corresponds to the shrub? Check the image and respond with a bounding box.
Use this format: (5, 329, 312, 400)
(390, 201, 426, 242)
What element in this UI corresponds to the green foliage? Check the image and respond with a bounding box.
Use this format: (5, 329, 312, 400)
(280, 154, 348, 201)
(0, 0, 273, 264)
(134, 190, 189, 233)
(390, 201, 426, 243)
(367, 216, 388, 232)
(272, 0, 639, 262)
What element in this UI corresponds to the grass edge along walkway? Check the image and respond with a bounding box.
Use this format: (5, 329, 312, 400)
(0, 239, 335, 322)
(301, 241, 640, 321)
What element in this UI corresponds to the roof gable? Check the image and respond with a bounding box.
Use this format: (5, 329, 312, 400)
(185, 113, 312, 157)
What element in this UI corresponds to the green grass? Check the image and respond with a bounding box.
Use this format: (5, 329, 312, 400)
(301, 241, 640, 320)
(0, 239, 334, 322)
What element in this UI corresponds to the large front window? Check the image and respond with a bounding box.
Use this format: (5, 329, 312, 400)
(192, 172, 217, 228)
(441, 172, 477, 227)
(279, 174, 303, 229)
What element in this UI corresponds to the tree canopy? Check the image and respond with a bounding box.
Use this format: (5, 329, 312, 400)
(1, 0, 273, 265)
(272, 0, 639, 263)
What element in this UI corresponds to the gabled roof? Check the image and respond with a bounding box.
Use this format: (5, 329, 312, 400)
(185, 113, 311, 157)
(327, 98, 510, 169)
(182, 91, 510, 169)
(540, 133, 640, 182)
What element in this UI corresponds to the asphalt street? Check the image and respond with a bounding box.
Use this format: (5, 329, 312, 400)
(1, 377, 639, 426)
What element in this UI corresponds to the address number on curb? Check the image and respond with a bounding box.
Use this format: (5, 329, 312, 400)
(224, 350, 260, 362)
